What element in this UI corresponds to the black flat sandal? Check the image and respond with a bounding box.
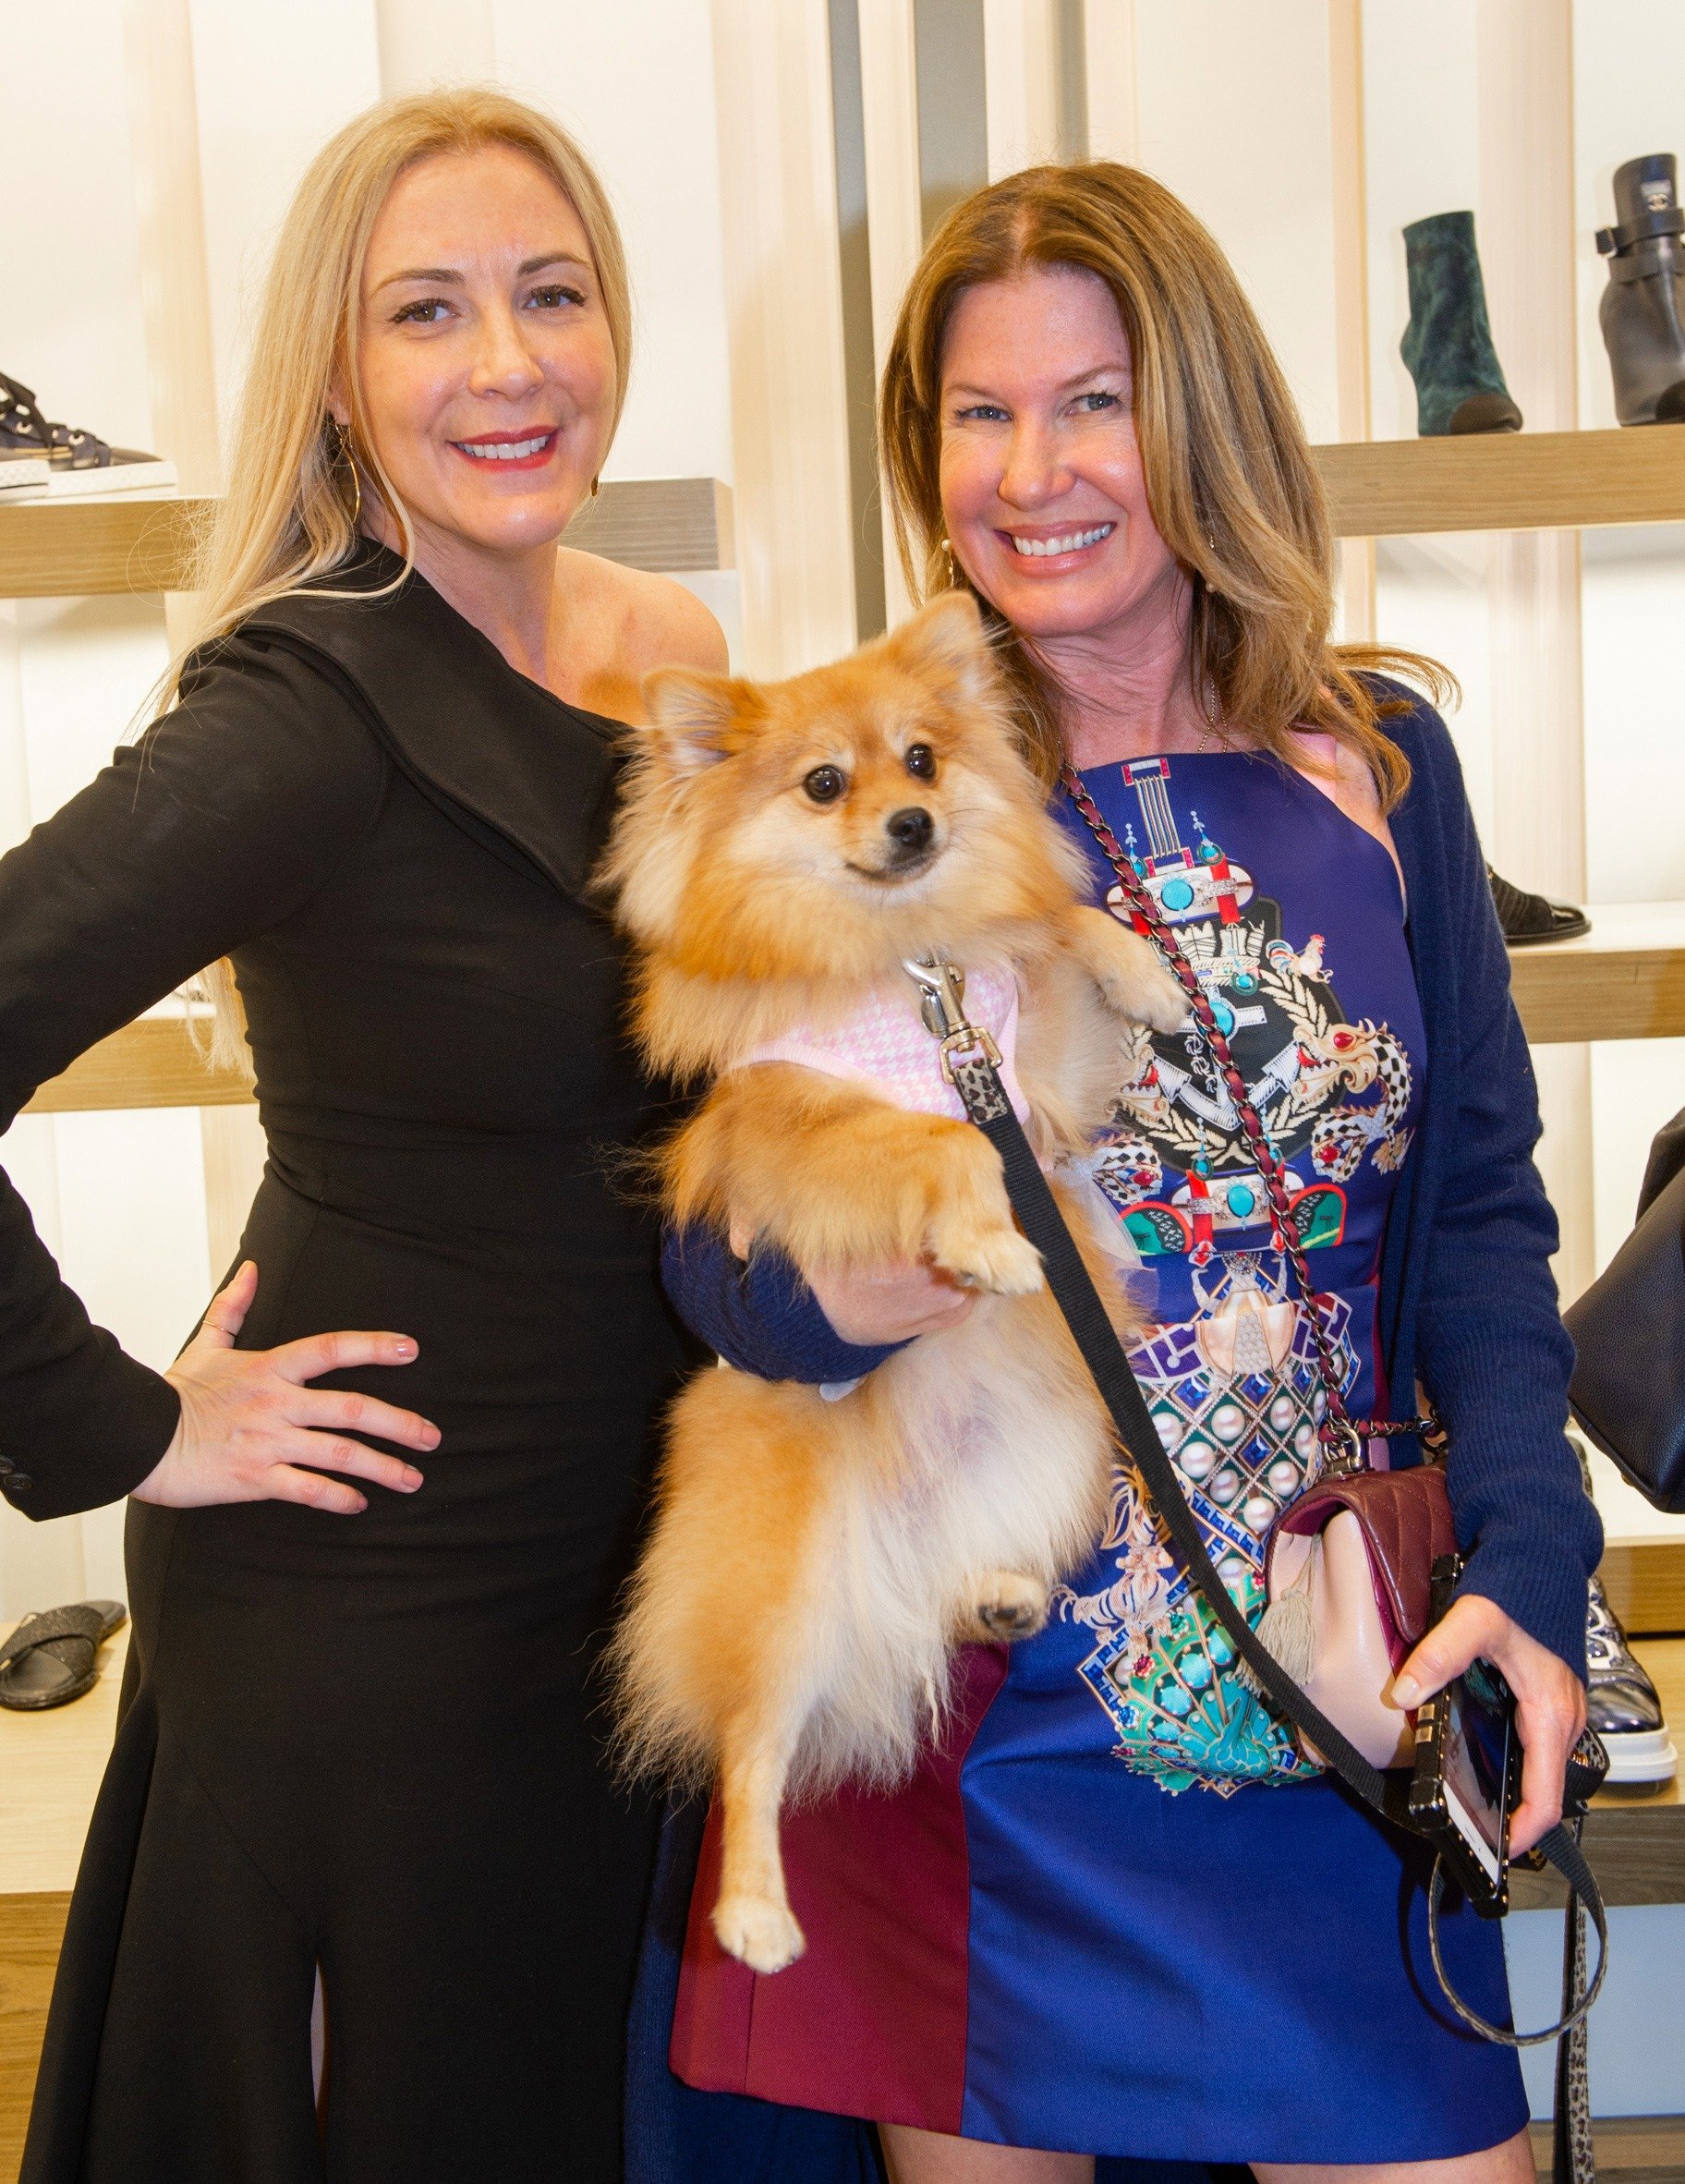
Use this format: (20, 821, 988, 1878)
(0, 1600, 127, 1710)
(1487, 863, 1592, 947)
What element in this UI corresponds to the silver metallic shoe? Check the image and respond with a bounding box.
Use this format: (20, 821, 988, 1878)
(1585, 1571, 1678, 1784)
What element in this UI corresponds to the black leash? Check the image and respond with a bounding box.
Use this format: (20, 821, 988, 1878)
(904, 956, 1608, 2171)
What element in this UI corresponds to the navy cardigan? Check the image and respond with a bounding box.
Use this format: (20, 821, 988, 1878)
(660, 689, 1602, 1679)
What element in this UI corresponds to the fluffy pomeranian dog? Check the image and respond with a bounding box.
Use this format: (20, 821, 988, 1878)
(601, 591, 1185, 1974)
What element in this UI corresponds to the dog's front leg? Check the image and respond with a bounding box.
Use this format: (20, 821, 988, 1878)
(1063, 905, 1189, 1032)
(712, 1720, 806, 1974)
(668, 1066, 1043, 1296)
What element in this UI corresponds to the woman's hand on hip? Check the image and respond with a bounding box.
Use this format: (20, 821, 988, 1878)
(1392, 1591, 1587, 1857)
(133, 1261, 440, 1514)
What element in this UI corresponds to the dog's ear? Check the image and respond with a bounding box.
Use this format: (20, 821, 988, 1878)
(640, 668, 743, 774)
(883, 588, 997, 705)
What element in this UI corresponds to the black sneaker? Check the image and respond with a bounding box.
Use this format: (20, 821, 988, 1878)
(1585, 1572, 1677, 1782)
(1, 370, 114, 468)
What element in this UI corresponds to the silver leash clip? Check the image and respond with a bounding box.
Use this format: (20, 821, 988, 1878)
(903, 955, 1002, 1086)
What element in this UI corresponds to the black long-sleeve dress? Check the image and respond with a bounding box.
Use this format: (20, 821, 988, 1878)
(7, 552, 694, 2183)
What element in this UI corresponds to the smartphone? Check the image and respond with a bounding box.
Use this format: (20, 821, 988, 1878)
(1407, 1555, 1521, 1917)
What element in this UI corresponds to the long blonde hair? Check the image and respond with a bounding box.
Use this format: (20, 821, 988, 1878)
(879, 162, 1451, 804)
(175, 88, 631, 1068)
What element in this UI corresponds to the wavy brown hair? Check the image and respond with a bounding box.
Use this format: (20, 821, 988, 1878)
(879, 161, 1451, 806)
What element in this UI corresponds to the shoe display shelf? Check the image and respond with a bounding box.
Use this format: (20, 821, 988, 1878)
(1317, 428, 1685, 1915)
(1527, 2111, 1685, 2182)
(1314, 420, 1685, 538)
(0, 474, 733, 599)
(1313, 426, 1685, 1052)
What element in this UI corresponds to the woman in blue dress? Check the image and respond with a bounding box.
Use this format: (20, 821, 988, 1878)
(651, 164, 1598, 2184)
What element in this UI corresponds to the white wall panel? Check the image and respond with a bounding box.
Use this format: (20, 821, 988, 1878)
(2, 0, 156, 452)
(188, 0, 383, 441)
(709, 0, 856, 676)
(1131, 0, 1341, 446)
(376, 0, 495, 92)
(492, 1, 735, 487)
(1360, 0, 1483, 449)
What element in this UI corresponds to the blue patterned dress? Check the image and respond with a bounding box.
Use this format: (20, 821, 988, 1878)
(672, 750, 1529, 2164)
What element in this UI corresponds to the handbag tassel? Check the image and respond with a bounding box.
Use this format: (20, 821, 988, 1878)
(1242, 1580, 1317, 1693)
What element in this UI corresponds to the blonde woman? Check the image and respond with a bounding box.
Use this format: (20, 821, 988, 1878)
(660, 166, 1596, 2183)
(8, 91, 722, 2183)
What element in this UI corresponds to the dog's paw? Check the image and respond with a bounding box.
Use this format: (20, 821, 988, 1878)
(1134, 959, 1194, 1035)
(712, 1893, 806, 1975)
(928, 1219, 1045, 1296)
(1079, 916, 1191, 1034)
(973, 1571, 1050, 1642)
(1101, 946, 1190, 1035)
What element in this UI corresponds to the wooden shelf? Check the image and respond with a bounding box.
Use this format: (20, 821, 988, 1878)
(0, 492, 201, 596)
(1529, 2114, 1685, 2179)
(21, 895, 1685, 1116)
(1312, 423, 1685, 538)
(1508, 903, 1685, 1044)
(1602, 1540, 1685, 1640)
(0, 477, 733, 599)
(23, 1013, 250, 1115)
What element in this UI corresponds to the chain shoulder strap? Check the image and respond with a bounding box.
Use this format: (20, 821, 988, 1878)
(1060, 762, 1437, 1467)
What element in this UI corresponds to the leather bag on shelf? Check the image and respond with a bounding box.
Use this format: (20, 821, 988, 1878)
(1567, 1105, 1685, 1511)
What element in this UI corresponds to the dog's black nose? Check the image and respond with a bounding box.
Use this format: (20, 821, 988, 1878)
(885, 807, 934, 855)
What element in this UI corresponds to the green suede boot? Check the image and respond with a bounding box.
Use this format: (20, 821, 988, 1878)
(1400, 210, 1522, 435)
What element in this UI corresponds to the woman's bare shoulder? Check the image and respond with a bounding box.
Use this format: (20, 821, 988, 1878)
(553, 549, 728, 721)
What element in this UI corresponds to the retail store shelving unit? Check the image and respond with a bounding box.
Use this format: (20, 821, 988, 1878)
(0, 475, 733, 598)
(1316, 419, 1685, 536)
(1314, 424, 1685, 1053)
(3, 455, 1683, 2003)
(1320, 430, 1685, 1917)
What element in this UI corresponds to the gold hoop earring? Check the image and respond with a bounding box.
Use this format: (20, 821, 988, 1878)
(939, 535, 957, 588)
(332, 419, 363, 530)
(589, 475, 601, 501)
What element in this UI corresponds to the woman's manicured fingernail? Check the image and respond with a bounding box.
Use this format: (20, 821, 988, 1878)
(1393, 1675, 1421, 1706)
(403, 1467, 424, 1489)
(394, 1339, 418, 1358)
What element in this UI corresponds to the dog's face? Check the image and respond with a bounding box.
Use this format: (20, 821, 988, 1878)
(608, 591, 1082, 984)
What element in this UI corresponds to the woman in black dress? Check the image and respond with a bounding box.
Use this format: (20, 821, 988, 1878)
(10, 89, 723, 2182)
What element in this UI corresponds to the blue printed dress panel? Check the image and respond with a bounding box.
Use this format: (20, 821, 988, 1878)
(672, 750, 1528, 2165)
(1051, 748, 1422, 1794)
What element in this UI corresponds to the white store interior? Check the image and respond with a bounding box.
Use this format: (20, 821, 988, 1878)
(2, 0, 1683, 2141)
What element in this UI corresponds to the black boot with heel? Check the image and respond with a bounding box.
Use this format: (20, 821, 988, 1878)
(1597, 153, 1685, 426)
